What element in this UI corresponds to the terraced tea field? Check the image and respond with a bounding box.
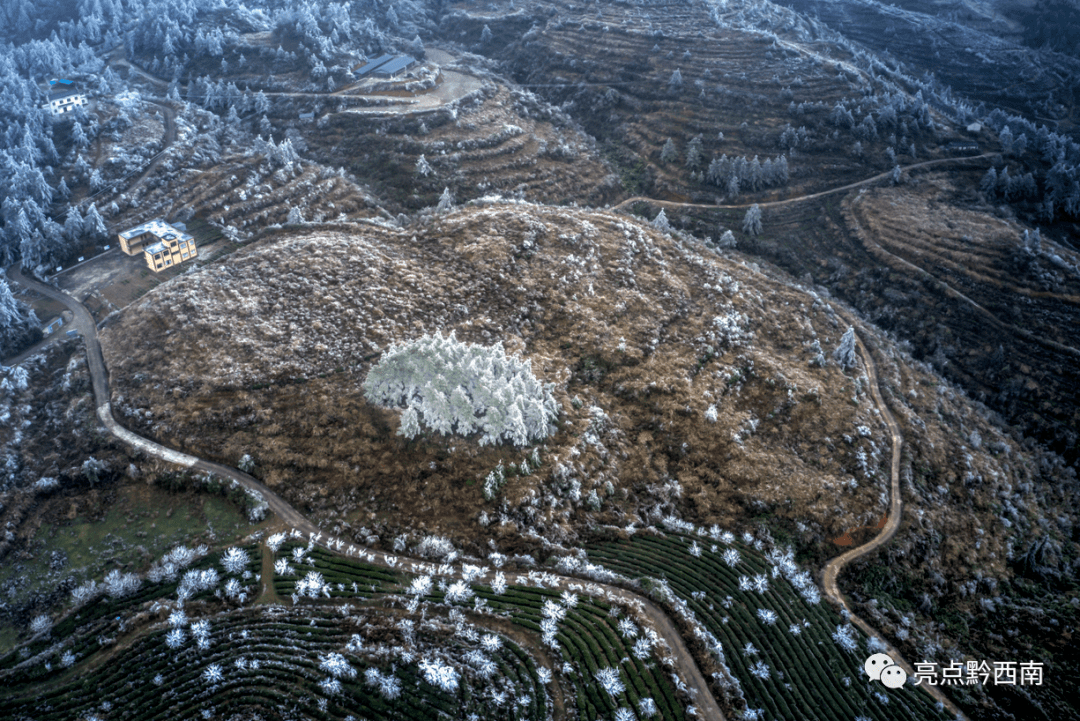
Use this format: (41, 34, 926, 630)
(588, 531, 952, 721)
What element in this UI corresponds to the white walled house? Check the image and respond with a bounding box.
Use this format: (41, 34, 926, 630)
(42, 79, 88, 116)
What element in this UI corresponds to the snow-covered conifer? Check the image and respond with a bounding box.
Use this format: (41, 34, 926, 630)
(833, 327, 857, 370)
(742, 204, 762, 236)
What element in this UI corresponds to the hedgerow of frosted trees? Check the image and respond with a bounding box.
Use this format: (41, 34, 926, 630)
(362, 331, 559, 447)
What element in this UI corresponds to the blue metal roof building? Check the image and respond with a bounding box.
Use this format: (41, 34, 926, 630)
(354, 54, 396, 77)
(373, 56, 418, 78)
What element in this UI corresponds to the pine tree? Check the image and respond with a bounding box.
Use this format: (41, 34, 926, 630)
(416, 154, 433, 177)
(437, 187, 454, 213)
(660, 138, 677, 164)
(685, 135, 703, 169)
(80, 205, 104, 242)
(742, 204, 762, 236)
(64, 206, 84, 242)
(833, 327, 857, 370)
(668, 68, 683, 90)
(480, 24, 492, 44)
(652, 208, 671, 232)
(0, 277, 40, 358)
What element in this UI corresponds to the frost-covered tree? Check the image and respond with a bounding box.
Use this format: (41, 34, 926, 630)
(833, 326, 857, 370)
(651, 208, 671, 232)
(0, 277, 40, 358)
(660, 138, 677, 163)
(742, 204, 762, 236)
(686, 135, 703, 169)
(83, 203, 107, 240)
(362, 331, 559, 446)
(103, 569, 141, 598)
(320, 652, 357, 679)
(416, 154, 433, 177)
(668, 68, 683, 90)
(436, 187, 454, 213)
(480, 24, 492, 45)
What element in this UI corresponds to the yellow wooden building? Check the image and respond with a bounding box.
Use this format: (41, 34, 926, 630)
(117, 220, 198, 272)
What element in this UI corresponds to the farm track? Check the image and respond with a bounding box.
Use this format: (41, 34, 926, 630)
(821, 325, 968, 721)
(612, 153, 996, 213)
(5, 265, 728, 721)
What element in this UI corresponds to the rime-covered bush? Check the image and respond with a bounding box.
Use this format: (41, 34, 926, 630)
(220, 547, 249, 574)
(266, 532, 286, 553)
(362, 331, 559, 446)
(103, 570, 141, 599)
(595, 667, 625, 697)
(319, 652, 356, 679)
(418, 658, 459, 693)
(29, 614, 52, 636)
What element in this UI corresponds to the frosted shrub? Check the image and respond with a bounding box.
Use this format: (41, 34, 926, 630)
(465, 650, 497, 678)
(365, 668, 401, 700)
(541, 599, 566, 622)
(297, 571, 330, 598)
(832, 624, 858, 653)
(722, 548, 741, 567)
(749, 660, 770, 680)
(408, 575, 433, 597)
(480, 634, 502, 652)
(362, 331, 559, 446)
(415, 535, 458, 561)
(639, 697, 659, 717)
(632, 638, 654, 659)
(220, 547, 249, 574)
(756, 608, 778, 625)
(274, 559, 293, 576)
(61, 651, 76, 668)
(614, 708, 635, 721)
(202, 663, 223, 684)
(165, 628, 186, 649)
(445, 580, 474, 604)
(319, 652, 356, 679)
(617, 618, 639, 638)
(418, 658, 459, 693)
(224, 578, 243, 600)
(594, 667, 625, 697)
(490, 572, 507, 595)
(71, 580, 99, 607)
(103, 570, 141, 599)
(29, 614, 52, 637)
(266, 533, 286, 553)
(168, 610, 187, 627)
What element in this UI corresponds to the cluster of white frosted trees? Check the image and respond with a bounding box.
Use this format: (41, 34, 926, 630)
(363, 331, 560, 447)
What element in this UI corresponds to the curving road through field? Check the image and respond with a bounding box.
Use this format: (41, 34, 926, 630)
(6, 263, 728, 721)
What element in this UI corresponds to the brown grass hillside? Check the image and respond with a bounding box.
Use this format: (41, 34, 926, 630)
(99, 202, 1041, 579)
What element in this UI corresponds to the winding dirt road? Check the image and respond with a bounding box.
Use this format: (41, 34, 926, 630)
(821, 329, 969, 720)
(612, 153, 994, 213)
(6, 264, 727, 721)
